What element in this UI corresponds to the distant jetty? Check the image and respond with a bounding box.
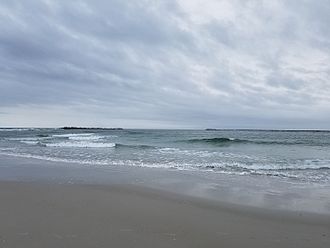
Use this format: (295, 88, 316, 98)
(61, 127, 123, 130)
(205, 128, 330, 132)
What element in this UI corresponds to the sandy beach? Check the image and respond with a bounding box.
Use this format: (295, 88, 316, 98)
(0, 181, 329, 248)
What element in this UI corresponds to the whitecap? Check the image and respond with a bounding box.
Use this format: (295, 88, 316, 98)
(52, 133, 95, 138)
(0, 128, 31, 131)
(20, 140, 40, 145)
(46, 141, 116, 148)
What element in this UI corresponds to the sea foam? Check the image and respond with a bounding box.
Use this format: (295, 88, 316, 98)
(46, 141, 116, 148)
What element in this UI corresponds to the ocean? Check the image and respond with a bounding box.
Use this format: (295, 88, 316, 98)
(1, 128, 330, 184)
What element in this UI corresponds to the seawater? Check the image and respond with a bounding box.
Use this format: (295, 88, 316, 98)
(1, 128, 330, 184)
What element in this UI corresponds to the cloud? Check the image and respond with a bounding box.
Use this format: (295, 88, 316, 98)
(0, 0, 329, 128)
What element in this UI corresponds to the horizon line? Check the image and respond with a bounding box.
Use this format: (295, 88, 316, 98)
(1, 127, 330, 132)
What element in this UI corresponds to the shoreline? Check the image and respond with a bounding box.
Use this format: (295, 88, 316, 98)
(0, 154, 330, 247)
(1, 153, 330, 215)
(1, 180, 329, 247)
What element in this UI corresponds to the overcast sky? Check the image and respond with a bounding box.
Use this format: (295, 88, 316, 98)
(0, 0, 330, 129)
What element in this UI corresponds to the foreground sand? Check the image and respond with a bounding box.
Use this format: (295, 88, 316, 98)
(0, 181, 329, 248)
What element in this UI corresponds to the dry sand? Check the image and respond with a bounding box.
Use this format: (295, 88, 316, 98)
(0, 181, 329, 248)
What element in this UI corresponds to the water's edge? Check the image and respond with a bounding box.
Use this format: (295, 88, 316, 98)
(1, 153, 330, 215)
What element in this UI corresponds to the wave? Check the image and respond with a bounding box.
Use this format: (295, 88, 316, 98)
(69, 136, 103, 141)
(275, 166, 330, 171)
(234, 163, 330, 172)
(52, 133, 95, 138)
(183, 137, 329, 146)
(37, 134, 49, 137)
(11, 135, 152, 149)
(7, 137, 50, 145)
(196, 160, 330, 172)
(52, 133, 113, 141)
(46, 141, 116, 148)
(253, 140, 317, 145)
(114, 143, 156, 149)
(0, 128, 31, 132)
(185, 137, 247, 144)
(0, 151, 109, 166)
(20, 140, 46, 146)
(8, 137, 41, 141)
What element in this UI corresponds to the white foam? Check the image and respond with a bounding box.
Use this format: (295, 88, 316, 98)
(46, 141, 116, 148)
(225, 160, 330, 171)
(52, 133, 95, 138)
(0, 152, 185, 170)
(8, 137, 39, 141)
(51, 133, 106, 141)
(0, 128, 30, 131)
(6, 137, 49, 145)
(20, 140, 40, 145)
(69, 136, 103, 141)
(158, 148, 180, 152)
(8, 137, 49, 141)
(157, 148, 257, 160)
(0, 151, 106, 166)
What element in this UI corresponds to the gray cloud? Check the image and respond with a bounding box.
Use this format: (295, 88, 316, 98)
(0, 0, 329, 128)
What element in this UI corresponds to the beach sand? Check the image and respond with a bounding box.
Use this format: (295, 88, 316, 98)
(0, 181, 329, 248)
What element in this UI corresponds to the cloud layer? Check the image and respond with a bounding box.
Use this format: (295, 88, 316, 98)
(0, 0, 330, 128)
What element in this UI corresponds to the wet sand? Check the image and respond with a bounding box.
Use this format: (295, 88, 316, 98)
(0, 181, 329, 248)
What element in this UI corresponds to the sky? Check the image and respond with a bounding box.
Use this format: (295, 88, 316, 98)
(0, 0, 330, 129)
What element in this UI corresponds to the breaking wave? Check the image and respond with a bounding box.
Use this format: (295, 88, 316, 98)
(46, 141, 116, 148)
(0, 128, 31, 132)
(184, 137, 328, 146)
(185, 137, 247, 144)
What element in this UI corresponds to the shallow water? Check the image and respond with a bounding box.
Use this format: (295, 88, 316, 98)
(1, 128, 330, 184)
